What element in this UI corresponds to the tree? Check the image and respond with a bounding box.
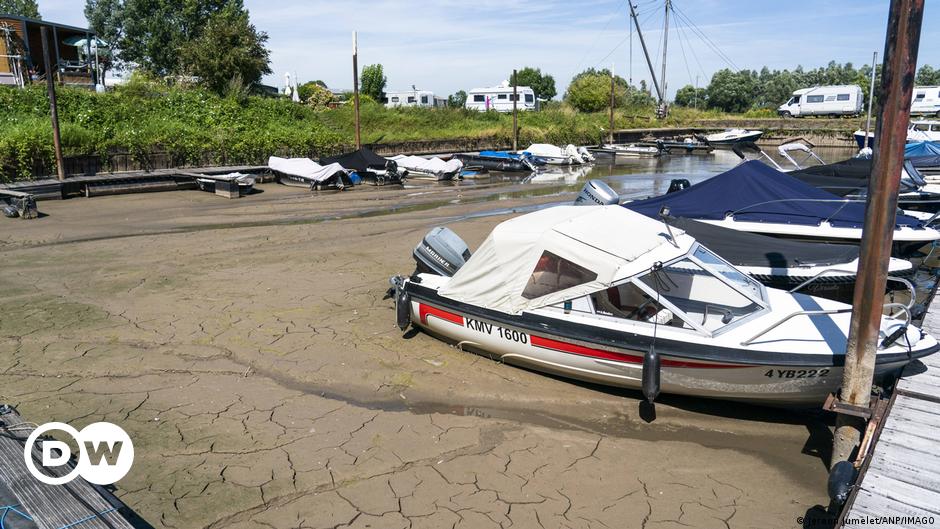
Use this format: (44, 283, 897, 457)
(297, 80, 328, 102)
(917, 65, 940, 86)
(303, 83, 334, 110)
(565, 69, 654, 112)
(448, 90, 467, 108)
(0, 0, 39, 17)
(360, 64, 386, 101)
(180, 2, 271, 94)
(673, 84, 707, 108)
(705, 69, 758, 113)
(512, 67, 556, 100)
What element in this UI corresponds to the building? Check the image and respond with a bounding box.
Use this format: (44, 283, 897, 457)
(0, 14, 102, 88)
(465, 81, 537, 112)
(385, 88, 447, 108)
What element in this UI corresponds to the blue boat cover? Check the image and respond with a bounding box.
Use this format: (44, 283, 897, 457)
(625, 161, 924, 229)
(905, 141, 940, 157)
(909, 154, 940, 168)
(479, 150, 523, 159)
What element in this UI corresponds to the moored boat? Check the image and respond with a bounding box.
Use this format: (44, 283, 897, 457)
(453, 152, 537, 173)
(390, 205, 937, 405)
(390, 154, 463, 181)
(703, 129, 764, 146)
(321, 147, 406, 185)
(268, 156, 352, 190)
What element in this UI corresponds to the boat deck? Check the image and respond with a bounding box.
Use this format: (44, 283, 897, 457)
(839, 303, 940, 527)
(0, 405, 149, 528)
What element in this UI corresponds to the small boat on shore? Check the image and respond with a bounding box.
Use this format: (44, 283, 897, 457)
(523, 144, 594, 165)
(453, 152, 537, 173)
(321, 147, 406, 185)
(703, 129, 764, 146)
(194, 172, 256, 196)
(589, 144, 661, 158)
(268, 156, 352, 190)
(391, 205, 937, 405)
(390, 155, 463, 181)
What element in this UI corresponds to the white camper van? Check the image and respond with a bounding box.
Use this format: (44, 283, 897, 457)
(777, 85, 863, 117)
(465, 81, 537, 112)
(385, 89, 447, 109)
(911, 86, 940, 116)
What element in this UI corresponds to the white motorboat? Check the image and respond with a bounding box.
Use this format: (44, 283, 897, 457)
(390, 155, 463, 181)
(589, 144, 661, 158)
(391, 206, 936, 405)
(268, 156, 351, 190)
(703, 129, 764, 146)
(523, 144, 594, 165)
(908, 120, 940, 143)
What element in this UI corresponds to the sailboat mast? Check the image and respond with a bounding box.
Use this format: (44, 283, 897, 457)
(628, 1, 663, 103)
(660, 0, 669, 108)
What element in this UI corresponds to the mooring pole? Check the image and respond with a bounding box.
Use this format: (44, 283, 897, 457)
(352, 31, 361, 150)
(41, 26, 65, 181)
(831, 0, 923, 467)
(512, 69, 518, 152)
(864, 51, 878, 150)
(609, 66, 615, 145)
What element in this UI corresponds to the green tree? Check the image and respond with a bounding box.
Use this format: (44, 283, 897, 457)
(917, 65, 940, 86)
(303, 83, 334, 110)
(0, 0, 39, 17)
(360, 64, 386, 101)
(180, 2, 271, 94)
(673, 84, 706, 107)
(297, 80, 327, 102)
(512, 67, 556, 100)
(448, 90, 467, 108)
(565, 69, 653, 112)
(706, 69, 758, 112)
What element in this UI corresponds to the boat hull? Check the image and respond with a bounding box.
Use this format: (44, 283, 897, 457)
(705, 131, 764, 146)
(453, 154, 532, 173)
(404, 284, 928, 405)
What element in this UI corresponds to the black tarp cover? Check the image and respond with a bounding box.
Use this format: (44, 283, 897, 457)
(320, 147, 390, 172)
(671, 217, 859, 268)
(791, 158, 925, 196)
(625, 161, 924, 229)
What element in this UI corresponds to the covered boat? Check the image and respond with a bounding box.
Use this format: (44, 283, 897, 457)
(906, 141, 940, 158)
(625, 161, 940, 256)
(391, 205, 936, 405)
(790, 158, 940, 212)
(268, 156, 351, 190)
(589, 144, 661, 158)
(390, 155, 463, 181)
(523, 144, 593, 165)
(321, 147, 406, 185)
(453, 152, 537, 172)
(702, 129, 763, 146)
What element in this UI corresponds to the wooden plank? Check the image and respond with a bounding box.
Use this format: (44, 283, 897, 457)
(0, 407, 136, 529)
(858, 472, 940, 515)
(848, 491, 938, 528)
(868, 451, 940, 496)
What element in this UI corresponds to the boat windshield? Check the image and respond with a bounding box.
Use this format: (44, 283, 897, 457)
(691, 245, 766, 303)
(636, 253, 765, 333)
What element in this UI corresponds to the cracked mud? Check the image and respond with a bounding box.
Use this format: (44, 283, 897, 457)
(1, 183, 828, 528)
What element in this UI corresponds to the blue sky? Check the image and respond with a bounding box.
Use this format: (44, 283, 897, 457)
(36, 0, 940, 99)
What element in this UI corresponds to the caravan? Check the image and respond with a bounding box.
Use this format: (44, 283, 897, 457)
(777, 85, 863, 117)
(385, 89, 447, 109)
(465, 81, 537, 112)
(911, 86, 940, 116)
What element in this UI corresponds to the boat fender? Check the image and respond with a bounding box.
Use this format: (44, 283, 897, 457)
(641, 348, 661, 404)
(396, 288, 411, 331)
(827, 460, 858, 505)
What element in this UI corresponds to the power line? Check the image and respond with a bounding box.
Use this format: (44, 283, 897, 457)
(671, 3, 738, 71)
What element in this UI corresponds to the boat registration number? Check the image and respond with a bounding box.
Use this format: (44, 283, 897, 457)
(763, 368, 830, 379)
(465, 318, 528, 344)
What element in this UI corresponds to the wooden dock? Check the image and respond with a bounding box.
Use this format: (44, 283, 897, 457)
(0, 405, 149, 529)
(838, 305, 940, 527)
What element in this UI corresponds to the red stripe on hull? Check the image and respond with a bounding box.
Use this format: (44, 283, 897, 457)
(419, 303, 464, 326)
(530, 335, 747, 369)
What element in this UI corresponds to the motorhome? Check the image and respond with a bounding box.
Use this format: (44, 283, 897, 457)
(385, 89, 447, 109)
(465, 81, 537, 112)
(911, 86, 940, 116)
(777, 85, 863, 117)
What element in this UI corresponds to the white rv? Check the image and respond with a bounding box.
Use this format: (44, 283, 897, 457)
(385, 89, 447, 109)
(911, 86, 940, 116)
(465, 81, 537, 112)
(777, 85, 863, 117)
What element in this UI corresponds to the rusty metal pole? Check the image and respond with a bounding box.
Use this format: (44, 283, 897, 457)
(512, 69, 518, 152)
(831, 0, 923, 467)
(41, 26, 65, 181)
(609, 67, 615, 145)
(352, 31, 361, 150)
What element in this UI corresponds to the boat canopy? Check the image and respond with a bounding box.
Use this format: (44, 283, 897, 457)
(905, 141, 940, 158)
(390, 155, 462, 175)
(438, 206, 693, 315)
(791, 158, 925, 196)
(268, 157, 348, 183)
(625, 160, 924, 229)
(320, 147, 390, 172)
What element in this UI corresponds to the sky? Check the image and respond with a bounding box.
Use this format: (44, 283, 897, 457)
(35, 0, 940, 99)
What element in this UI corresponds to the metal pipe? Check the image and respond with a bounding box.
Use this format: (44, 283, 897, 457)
(864, 52, 877, 150)
(352, 31, 361, 150)
(832, 0, 923, 468)
(628, 1, 662, 103)
(512, 69, 518, 152)
(609, 66, 615, 145)
(40, 26, 65, 181)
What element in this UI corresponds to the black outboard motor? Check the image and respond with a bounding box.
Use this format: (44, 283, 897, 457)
(413, 227, 472, 277)
(574, 180, 620, 206)
(666, 179, 691, 194)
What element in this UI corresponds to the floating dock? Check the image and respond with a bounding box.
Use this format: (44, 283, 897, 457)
(838, 305, 940, 527)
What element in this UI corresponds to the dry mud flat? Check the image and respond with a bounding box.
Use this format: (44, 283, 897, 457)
(0, 183, 830, 528)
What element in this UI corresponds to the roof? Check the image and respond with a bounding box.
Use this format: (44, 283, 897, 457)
(0, 14, 94, 34)
(468, 81, 534, 94)
(794, 85, 861, 94)
(438, 205, 693, 315)
(625, 160, 924, 229)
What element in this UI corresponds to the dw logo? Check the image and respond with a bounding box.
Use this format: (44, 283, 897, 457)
(23, 422, 134, 485)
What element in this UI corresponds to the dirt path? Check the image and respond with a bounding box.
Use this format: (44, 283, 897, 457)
(0, 183, 830, 528)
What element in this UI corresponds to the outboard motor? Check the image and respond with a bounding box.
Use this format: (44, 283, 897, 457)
(574, 180, 620, 206)
(666, 179, 691, 194)
(578, 146, 595, 163)
(413, 227, 472, 277)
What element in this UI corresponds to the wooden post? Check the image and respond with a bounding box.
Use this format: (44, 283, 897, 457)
(609, 67, 615, 145)
(831, 0, 923, 467)
(512, 69, 518, 152)
(864, 52, 877, 149)
(352, 31, 361, 150)
(41, 27, 65, 181)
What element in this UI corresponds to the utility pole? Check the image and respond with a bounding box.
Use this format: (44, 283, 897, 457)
(352, 31, 361, 150)
(609, 66, 615, 145)
(831, 0, 923, 467)
(512, 69, 518, 152)
(863, 52, 878, 151)
(628, 1, 663, 106)
(41, 27, 65, 181)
